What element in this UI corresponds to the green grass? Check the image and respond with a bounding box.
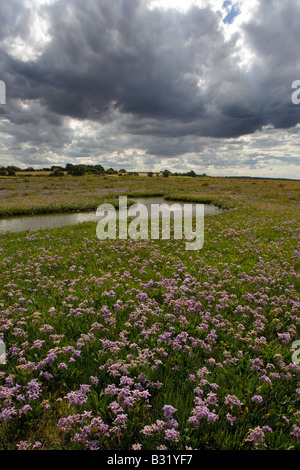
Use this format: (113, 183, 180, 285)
(0, 176, 299, 450)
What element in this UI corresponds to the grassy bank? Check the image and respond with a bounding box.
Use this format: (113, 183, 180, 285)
(0, 175, 299, 217)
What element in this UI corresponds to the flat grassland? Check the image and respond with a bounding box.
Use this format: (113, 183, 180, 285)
(0, 175, 299, 450)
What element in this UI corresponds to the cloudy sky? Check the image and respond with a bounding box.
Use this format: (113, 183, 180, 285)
(0, 0, 300, 178)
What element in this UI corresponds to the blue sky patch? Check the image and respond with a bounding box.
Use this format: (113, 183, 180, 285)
(222, 0, 241, 24)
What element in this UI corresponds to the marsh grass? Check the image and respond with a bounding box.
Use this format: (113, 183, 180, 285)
(0, 176, 299, 450)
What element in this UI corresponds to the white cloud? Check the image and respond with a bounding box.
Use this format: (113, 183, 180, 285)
(0, 1, 53, 61)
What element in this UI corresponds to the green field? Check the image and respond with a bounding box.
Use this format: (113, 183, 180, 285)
(0, 175, 299, 450)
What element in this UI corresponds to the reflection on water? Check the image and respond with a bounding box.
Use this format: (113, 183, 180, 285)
(0, 197, 223, 234)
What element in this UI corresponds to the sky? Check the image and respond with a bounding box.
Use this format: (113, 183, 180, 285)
(0, 0, 300, 178)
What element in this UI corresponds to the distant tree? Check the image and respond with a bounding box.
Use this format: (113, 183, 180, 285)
(51, 165, 64, 171)
(94, 164, 105, 174)
(83, 164, 105, 175)
(186, 170, 196, 177)
(67, 164, 86, 176)
(147, 171, 154, 177)
(7, 166, 20, 172)
(106, 167, 117, 175)
(162, 169, 171, 178)
(0, 169, 7, 176)
(65, 163, 74, 172)
(119, 169, 126, 174)
(7, 169, 15, 176)
(25, 167, 34, 171)
(50, 169, 65, 177)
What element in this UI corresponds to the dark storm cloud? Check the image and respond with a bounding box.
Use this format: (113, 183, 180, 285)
(0, 0, 31, 41)
(8, 0, 221, 124)
(7, 0, 300, 140)
(239, 0, 300, 130)
(0, 0, 300, 170)
(0, 0, 281, 137)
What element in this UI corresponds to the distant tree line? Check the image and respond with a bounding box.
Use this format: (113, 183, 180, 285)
(0, 166, 19, 176)
(0, 164, 208, 178)
(158, 169, 207, 178)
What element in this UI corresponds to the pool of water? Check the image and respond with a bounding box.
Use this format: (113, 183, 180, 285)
(0, 197, 223, 234)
